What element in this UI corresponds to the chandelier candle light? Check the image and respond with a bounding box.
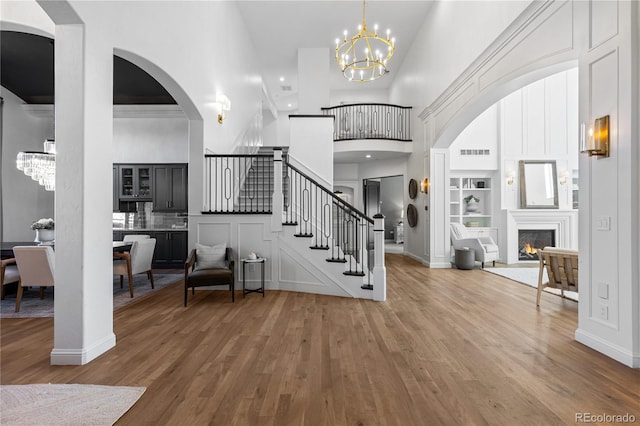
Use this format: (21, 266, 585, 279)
(16, 139, 56, 191)
(335, 0, 395, 82)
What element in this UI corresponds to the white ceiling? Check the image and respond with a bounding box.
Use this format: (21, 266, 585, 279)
(236, 1, 434, 112)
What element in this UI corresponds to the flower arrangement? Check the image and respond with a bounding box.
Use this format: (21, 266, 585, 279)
(31, 218, 55, 230)
(464, 195, 479, 203)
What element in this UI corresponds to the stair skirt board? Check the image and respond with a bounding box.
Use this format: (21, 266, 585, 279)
(277, 237, 374, 300)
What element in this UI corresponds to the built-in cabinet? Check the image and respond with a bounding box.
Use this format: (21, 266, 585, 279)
(152, 164, 188, 212)
(119, 165, 152, 199)
(450, 176, 493, 228)
(113, 230, 187, 268)
(113, 163, 187, 213)
(153, 231, 188, 266)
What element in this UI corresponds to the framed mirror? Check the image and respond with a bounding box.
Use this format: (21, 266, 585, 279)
(519, 160, 558, 209)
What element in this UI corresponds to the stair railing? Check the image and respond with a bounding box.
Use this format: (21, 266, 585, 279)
(283, 159, 374, 286)
(203, 154, 274, 214)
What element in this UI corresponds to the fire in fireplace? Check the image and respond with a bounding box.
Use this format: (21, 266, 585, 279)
(518, 229, 555, 261)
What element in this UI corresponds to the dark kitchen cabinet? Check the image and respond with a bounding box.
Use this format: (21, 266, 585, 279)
(119, 165, 152, 200)
(113, 166, 119, 212)
(152, 231, 187, 267)
(152, 164, 188, 212)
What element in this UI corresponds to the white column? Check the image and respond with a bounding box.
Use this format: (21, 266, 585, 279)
(51, 21, 114, 365)
(428, 148, 451, 268)
(373, 214, 386, 301)
(271, 149, 283, 232)
(297, 48, 329, 113)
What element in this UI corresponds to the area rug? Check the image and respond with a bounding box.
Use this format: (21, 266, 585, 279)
(1, 274, 182, 319)
(484, 267, 578, 301)
(0, 384, 145, 425)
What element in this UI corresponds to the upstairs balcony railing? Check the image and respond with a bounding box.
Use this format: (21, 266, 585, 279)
(321, 103, 412, 142)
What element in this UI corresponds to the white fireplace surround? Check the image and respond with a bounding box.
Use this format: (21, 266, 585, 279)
(506, 210, 578, 264)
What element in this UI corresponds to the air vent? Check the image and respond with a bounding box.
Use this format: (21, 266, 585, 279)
(460, 149, 491, 156)
(280, 85, 292, 91)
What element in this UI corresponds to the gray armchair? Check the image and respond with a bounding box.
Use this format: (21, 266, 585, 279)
(450, 223, 499, 268)
(184, 246, 234, 306)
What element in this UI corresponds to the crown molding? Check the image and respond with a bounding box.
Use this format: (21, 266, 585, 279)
(21, 104, 185, 119)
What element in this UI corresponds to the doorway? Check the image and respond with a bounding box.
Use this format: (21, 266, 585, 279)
(363, 175, 404, 253)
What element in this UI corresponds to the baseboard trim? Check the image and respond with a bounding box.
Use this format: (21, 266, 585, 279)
(574, 328, 639, 368)
(50, 333, 116, 366)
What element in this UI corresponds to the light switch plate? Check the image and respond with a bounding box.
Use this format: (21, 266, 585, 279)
(598, 282, 609, 299)
(596, 216, 611, 231)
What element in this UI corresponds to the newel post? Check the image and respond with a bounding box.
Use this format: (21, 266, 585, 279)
(271, 148, 283, 232)
(373, 213, 386, 301)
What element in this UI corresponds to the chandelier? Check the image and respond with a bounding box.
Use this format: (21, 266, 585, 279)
(335, 0, 395, 82)
(16, 139, 56, 191)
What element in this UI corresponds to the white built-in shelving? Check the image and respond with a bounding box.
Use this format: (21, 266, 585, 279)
(449, 176, 493, 228)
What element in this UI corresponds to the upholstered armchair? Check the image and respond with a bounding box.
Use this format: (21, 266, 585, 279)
(184, 245, 235, 306)
(13, 246, 55, 312)
(113, 238, 156, 298)
(450, 222, 499, 268)
(123, 234, 151, 242)
(1, 258, 20, 300)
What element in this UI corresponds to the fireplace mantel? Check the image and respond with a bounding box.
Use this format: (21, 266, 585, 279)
(505, 210, 578, 264)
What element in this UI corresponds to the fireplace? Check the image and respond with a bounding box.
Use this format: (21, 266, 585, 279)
(518, 229, 555, 261)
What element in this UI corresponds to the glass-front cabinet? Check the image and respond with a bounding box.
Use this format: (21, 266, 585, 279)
(119, 165, 152, 200)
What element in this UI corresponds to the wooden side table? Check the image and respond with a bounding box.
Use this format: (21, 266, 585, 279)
(241, 257, 266, 297)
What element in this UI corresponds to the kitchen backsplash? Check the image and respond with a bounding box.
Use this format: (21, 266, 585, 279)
(113, 202, 188, 229)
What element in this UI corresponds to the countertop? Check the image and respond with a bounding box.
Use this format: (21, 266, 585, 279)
(113, 227, 188, 232)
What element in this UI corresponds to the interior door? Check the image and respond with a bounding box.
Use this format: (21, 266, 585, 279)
(363, 179, 380, 269)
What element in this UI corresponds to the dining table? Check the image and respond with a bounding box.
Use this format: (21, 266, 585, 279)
(1, 241, 132, 258)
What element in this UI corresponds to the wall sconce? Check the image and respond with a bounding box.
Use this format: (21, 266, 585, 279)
(559, 170, 569, 185)
(580, 115, 609, 157)
(506, 170, 516, 185)
(420, 178, 429, 194)
(216, 93, 231, 124)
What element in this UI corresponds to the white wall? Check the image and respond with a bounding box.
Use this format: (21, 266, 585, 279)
(330, 89, 389, 106)
(1, 88, 55, 241)
(113, 116, 188, 163)
(449, 104, 498, 171)
(388, 0, 532, 265)
(449, 68, 578, 211)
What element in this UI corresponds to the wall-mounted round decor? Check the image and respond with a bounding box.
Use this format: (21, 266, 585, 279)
(408, 179, 418, 199)
(407, 204, 418, 227)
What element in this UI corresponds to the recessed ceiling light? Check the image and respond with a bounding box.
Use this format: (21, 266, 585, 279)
(279, 76, 285, 82)
(366, 154, 371, 158)
(287, 103, 292, 107)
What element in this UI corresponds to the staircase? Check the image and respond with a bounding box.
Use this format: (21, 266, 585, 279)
(202, 147, 383, 300)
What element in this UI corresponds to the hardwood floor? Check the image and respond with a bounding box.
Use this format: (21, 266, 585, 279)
(2, 254, 639, 425)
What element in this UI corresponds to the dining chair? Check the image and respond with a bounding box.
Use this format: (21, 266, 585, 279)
(12, 246, 55, 312)
(113, 238, 156, 298)
(1, 258, 20, 300)
(123, 234, 151, 242)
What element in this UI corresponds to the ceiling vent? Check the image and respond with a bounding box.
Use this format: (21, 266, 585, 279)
(460, 149, 491, 156)
(280, 85, 292, 91)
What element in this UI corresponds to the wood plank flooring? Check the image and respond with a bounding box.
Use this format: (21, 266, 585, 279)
(2, 254, 639, 425)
